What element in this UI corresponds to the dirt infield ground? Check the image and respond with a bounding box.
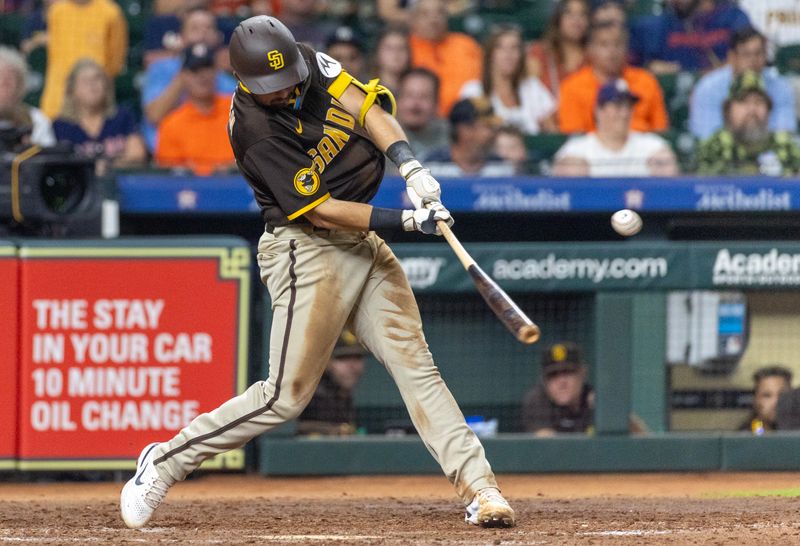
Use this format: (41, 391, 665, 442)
(2, 473, 800, 544)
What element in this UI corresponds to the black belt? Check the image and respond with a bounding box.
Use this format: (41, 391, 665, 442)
(266, 223, 320, 235)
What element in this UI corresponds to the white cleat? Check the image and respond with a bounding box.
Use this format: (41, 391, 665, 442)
(120, 443, 171, 529)
(465, 488, 516, 528)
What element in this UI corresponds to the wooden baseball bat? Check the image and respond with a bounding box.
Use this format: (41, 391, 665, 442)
(436, 219, 541, 345)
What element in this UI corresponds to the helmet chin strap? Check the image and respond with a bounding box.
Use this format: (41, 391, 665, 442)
(290, 76, 311, 111)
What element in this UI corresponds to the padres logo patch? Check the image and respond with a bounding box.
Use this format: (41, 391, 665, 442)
(551, 344, 567, 362)
(268, 50, 284, 70)
(293, 168, 320, 196)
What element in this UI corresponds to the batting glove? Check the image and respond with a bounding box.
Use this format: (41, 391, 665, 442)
(401, 203, 454, 236)
(400, 160, 441, 209)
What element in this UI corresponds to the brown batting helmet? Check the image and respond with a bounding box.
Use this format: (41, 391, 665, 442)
(229, 16, 309, 94)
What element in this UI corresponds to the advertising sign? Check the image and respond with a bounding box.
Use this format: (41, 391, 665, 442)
(16, 240, 249, 470)
(0, 242, 18, 469)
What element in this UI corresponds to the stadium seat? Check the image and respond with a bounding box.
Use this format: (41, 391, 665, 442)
(775, 45, 800, 75)
(628, 0, 663, 17)
(24, 46, 46, 107)
(0, 13, 24, 47)
(450, 0, 551, 41)
(115, 66, 142, 118)
(525, 133, 569, 174)
(657, 71, 697, 131)
(661, 129, 698, 173)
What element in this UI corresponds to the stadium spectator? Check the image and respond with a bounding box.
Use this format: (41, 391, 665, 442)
(460, 24, 557, 135)
(558, 22, 668, 133)
(248, 0, 274, 16)
(630, 0, 752, 74)
(697, 71, 800, 176)
(776, 386, 800, 430)
(426, 97, 514, 177)
(39, 0, 128, 120)
(738, 0, 800, 59)
(0, 46, 54, 150)
(209, 0, 253, 17)
(53, 59, 146, 175)
(408, 0, 482, 117)
(690, 27, 796, 140)
(371, 27, 410, 95)
(153, 0, 190, 15)
(553, 79, 678, 176)
(521, 342, 594, 436)
(325, 26, 367, 81)
(494, 125, 529, 174)
(142, 6, 235, 151)
(395, 67, 448, 162)
(591, 0, 627, 28)
(376, 0, 473, 27)
(19, 0, 53, 56)
(296, 331, 367, 436)
(0, 0, 33, 12)
(739, 365, 792, 435)
(154, 43, 235, 176)
(280, 0, 330, 50)
(526, 0, 590, 99)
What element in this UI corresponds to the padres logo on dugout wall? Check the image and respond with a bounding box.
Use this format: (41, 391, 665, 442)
(267, 50, 284, 70)
(294, 168, 320, 196)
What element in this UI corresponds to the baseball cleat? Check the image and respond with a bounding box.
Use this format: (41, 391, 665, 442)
(465, 488, 516, 528)
(120, 442, 171, 528)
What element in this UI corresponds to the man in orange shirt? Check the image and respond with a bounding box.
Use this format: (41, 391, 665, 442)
(558, 22, 668, 133)
(155, 43, 235, 176)
(408, 0, 482, 117)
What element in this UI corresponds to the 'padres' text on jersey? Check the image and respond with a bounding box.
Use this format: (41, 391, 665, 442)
(228, 44, 386, 227)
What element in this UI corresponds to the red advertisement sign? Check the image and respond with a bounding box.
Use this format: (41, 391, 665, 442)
(16, 243, 249, 469)
(0, 244, 18, 468)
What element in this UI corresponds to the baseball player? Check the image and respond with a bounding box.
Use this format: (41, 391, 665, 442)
(120, 15, 514, 529)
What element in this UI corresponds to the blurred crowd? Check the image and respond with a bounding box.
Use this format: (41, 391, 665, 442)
(2, 0, 800, 177)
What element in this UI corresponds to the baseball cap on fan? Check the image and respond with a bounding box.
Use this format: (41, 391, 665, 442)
(326, 25, 365, 52)
(332, 330, 367, 359)
(541, 342, 586, 377)
(596, 78, 640, 107)
(448, 97, 502, 127)
(182, 43, 216, 71)
(728, 70, 772, 108)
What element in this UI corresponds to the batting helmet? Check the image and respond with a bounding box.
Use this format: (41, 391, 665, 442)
(229, 16, 309, 94)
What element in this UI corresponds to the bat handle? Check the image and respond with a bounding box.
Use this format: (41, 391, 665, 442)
(428, 203, 476, 269)
(437, 220, 474, 269)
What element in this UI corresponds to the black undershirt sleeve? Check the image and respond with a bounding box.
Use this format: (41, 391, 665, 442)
(368, 207, 403, 231)
(386, 141, 416, 168)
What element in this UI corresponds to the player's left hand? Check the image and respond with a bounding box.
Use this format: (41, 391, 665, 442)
(400, 160, 441, 209)
(402, 202, 454, 236)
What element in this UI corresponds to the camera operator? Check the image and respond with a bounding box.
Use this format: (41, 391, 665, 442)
(0, 46, 55, 151)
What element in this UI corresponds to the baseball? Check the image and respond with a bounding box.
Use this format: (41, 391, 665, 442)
(611, 209, 642, 237)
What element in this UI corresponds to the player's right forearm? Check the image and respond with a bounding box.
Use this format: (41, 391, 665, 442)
(304, 197, 373, 231)
(144, 77, 185, 124)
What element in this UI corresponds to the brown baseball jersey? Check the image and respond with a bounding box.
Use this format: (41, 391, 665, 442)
(151, 40, 501, 512)
(227, 43, 385, 227)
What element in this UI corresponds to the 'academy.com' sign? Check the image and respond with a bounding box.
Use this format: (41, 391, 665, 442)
(392, 242, 800, 292)
(712, 248, 800, 286)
